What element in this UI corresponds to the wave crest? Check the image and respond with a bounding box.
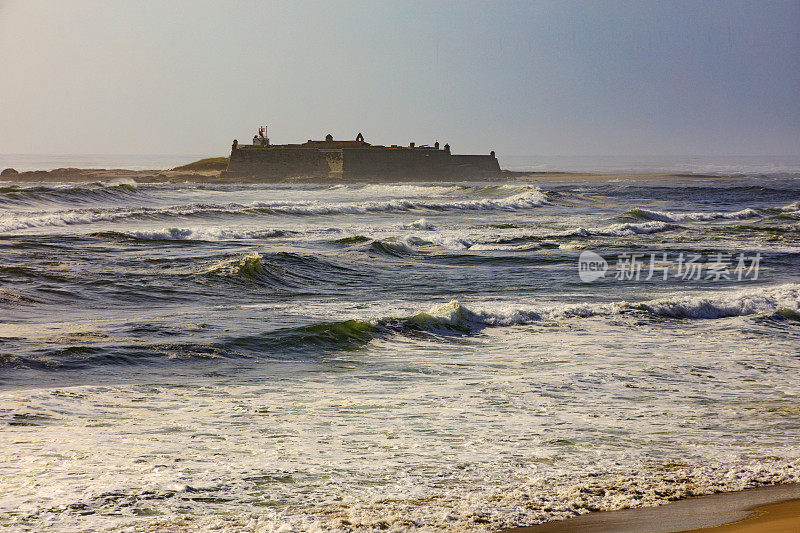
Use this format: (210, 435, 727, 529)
(0, 181, 140, 206)
(0, 188, 548, 233)
(628, 207, 760, 222)
(245, 283, 800, 354)
(204, 252, 311, 290)
(104, 227, 288, 241)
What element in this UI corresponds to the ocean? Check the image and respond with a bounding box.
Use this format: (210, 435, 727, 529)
(1, 156, 800, 531)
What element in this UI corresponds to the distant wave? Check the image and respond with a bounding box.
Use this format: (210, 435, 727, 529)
(0, 189, 548, 233)
(247, 188, 548, 214)
(202, 251, 362, 292)
(343, 184, 462, 196)
(353, 221, 676, 253)
(627, 207, 761, 222)
(98, 227, 289, 241)
(0, 181, 140, 206)
(0, 207, 152, 233)
(566, 221, 673, 237)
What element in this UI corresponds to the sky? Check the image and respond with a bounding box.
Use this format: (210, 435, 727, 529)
(0, 0, 798, 157)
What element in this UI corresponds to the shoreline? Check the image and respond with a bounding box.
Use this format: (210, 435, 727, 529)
(0, 167, 735, 184)
(501, 483, 800, 533)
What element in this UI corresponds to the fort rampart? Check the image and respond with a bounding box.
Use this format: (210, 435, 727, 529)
(222, 135, 501, 181)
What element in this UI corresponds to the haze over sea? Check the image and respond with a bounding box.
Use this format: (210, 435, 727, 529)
(2, 155, 800, 531)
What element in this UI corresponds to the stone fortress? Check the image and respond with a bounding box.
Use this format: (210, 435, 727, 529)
(222, 129, 502, 181)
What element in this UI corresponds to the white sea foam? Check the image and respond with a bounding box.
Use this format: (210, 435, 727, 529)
(422, 283, 800, 327)
(579, 220, 671, 236)
(0, 207, 147, 233)
(0, 189, 548, 233)
(357, 184, 461, 196)
(251, 188, 549, 215)
(406, 218, 435, 230)
(122, 227, 285, 241)
(3, 379, 799, 533)
(632, 207, 761, 222)
(381, 220, 673, 254)
(467, 243, 540, 251)
(104, 177, 138, 187)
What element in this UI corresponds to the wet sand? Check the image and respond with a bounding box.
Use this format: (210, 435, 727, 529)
(502, 484, 800, 533)
(685, 498, 800, 532)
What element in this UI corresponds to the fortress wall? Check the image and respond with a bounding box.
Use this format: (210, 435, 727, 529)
(224, 145, 503, 180)
(226, 147, 330, 178)
(323, 150, 343, 177)
(448, 155, 501, 172)
(342, 148, 453, 178)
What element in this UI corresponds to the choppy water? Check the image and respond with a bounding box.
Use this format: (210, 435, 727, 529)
(1, 171, 800, 531)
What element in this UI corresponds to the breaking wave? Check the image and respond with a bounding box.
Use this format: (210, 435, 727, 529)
(100, 227, 289, 241)
(405, 218, 435, 230)
(0, 207, 150, 233)
(366, 239, 419, 257)
(628, 207, 761, 222)
(0, 181, 140, 206)
(247, 188, 548, 214)
(204, 252, 314, 290)
(202, 251, 362, 292)
(403, 284, 800, 329)
(379, 221, 675, 252)
(242, 283, 800, 353)
(577, 220, 672, 236)
(0, 189, 548, 233)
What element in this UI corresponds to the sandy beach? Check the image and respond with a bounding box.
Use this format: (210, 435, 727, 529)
(503, 484, 800, 533)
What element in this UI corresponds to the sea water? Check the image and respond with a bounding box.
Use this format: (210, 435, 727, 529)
(1, 158, 800, 531)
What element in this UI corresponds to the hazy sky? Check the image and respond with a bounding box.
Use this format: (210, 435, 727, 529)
(1, 0, 798, 157)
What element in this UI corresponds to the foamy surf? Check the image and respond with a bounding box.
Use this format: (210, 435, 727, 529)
(0, 188, 548, 233)
(0, 181, 141, 207)
(419, 283, 800, 330)
(628, 207, 761, 222)
(3, 175, 800, 533)
(248, 284, 800, 349)
(116, 227, 287, 241)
